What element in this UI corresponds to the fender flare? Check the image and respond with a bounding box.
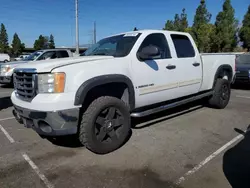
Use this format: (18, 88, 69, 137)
(213, 64, 233, 84)
(74, 74, 135, 110)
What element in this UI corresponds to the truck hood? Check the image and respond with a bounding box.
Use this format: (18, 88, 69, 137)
(0, 60, 28, 67)
(236, 63, 250, 71)
(13, 56, 114, 72)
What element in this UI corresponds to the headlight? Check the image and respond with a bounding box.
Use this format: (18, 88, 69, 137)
(1, 66, 11, 73)
(37, 73, 65, 93)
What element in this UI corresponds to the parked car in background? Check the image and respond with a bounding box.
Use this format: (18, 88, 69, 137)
(0, 53, 10, 63)
(234, 54, 250, 84)
(11, 30, 235, 154)
(14, 54, 30, 61)
(0, 49, 73, 85)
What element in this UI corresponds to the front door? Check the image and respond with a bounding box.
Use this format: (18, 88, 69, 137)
(130, 33, 180, 108)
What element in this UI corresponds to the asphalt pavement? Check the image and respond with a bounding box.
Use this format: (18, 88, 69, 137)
(0, 85, 250, 188)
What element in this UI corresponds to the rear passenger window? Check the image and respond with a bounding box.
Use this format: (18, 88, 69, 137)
(171, 34, 195, 58)
(138, 33, 171, 59)
(58, 51, 69, 58)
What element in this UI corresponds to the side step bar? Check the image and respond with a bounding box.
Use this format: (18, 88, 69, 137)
(130, 91, 213, 118)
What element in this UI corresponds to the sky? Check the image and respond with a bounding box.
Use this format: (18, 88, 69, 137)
(0, 0, 249, 47)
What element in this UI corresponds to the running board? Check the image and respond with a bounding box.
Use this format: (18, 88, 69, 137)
(130, 91, 213, 118)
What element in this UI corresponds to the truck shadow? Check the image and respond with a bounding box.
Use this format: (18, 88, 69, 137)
(132, 100, 204, 129)
(46, 135, 83, 148)
(231, 83, 250, 90)
(223, 126, 250, 188)
(0, 97, 13, 111)
(48, 100, 204, 151)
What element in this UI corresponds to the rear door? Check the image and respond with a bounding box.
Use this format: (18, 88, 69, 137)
(170, 34, 202, 96)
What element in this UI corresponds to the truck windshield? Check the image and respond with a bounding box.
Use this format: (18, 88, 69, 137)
(23, 51, 43, 61)
(81, 33, 141, 57)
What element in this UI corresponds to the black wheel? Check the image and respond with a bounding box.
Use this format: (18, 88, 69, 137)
(3, 60, 8, 63)
(79, 96, 131, 154)
(208, 78, 231, 109)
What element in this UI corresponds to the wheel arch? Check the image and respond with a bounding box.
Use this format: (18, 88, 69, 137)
(213, 64, 233, 87)
(74, 74, 135, 110)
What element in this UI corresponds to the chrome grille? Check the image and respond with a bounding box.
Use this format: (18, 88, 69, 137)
(14, 69, 37, 101)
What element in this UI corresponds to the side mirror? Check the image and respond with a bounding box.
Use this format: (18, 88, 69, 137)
(137, 45, 160, 60)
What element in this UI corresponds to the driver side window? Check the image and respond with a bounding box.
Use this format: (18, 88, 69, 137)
(37, 51, 57, 61)
(138, 33, 171, 59)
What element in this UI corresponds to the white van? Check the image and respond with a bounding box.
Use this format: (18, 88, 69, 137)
(0, 53, 10, 63)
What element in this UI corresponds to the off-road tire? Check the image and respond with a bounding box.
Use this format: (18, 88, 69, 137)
(79, 96, 131, 154)
(208, 78, 231, 109)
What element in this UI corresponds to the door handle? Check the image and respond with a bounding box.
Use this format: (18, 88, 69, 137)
(193, 62, 200, 67)
(166, 65, 176, 70)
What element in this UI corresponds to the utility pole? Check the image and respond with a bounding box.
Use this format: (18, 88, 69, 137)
(75, 0, 79, 54)
(94, 21, 96, 44)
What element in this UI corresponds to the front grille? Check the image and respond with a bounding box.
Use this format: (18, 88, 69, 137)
(14, 69, 37, 101)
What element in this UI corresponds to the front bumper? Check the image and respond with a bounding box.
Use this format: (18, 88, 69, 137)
(13, 105, 79, 136)
(0, 76, 12, 84)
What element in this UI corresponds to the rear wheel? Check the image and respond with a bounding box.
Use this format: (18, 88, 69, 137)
(79, 96, 131, 154)
(208, 78, 230, 109)
(3, 60, 8, 63)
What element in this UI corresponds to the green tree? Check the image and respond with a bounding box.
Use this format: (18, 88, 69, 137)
(49, 34, 55, 49)
(214, 0, 238, 52)
(192, 0, 212, 52)
(34, 35, 48, 50)
(239, 6, 250, 51)
(0, 23, 9, 53)
(164, 8, 188, 32)
(164, 20, 175, 30)
(11, 33, 25, 56)
(180, 8, 188, 32)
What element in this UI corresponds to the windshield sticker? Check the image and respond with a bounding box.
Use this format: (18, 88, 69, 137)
(124, 33, 139, 37)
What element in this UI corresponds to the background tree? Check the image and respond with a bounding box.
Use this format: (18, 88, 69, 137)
(164, 20, 175, 30)
(0, 23, 9, 53)
(133, 27, 138, 31)
(49, 34, 55, 49)
(239, 6, 250, 51)
(34, 35, 49, 50)
(11, 33, 25, 57)
(164, 8, 188, 32)
(192, 0, 212, 52)
(213, 0, 238, 52)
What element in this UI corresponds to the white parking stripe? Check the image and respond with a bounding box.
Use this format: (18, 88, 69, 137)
(22, 153, 54, 188)
(236, 95, 250, 99)
(0, 117, 15, 121)
(0, 124, 15, 143)
(0, 91, 12, 94)
(176, 133, 244, 185)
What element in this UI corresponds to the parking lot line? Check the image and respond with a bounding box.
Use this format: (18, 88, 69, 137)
(175, 133, 244, 185)
(0, 124, 15, 143)
(0, 91, 12, 94)
(0, 117, 15, 121)
(236, 95, 250, 99)
(22, 153, 54, 188)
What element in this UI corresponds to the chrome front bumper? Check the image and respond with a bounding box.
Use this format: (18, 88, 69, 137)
(13, 105, 79, 136)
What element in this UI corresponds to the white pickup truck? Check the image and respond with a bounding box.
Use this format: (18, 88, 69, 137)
(0, 49, 73, 85)
(11, 30, 235, 154)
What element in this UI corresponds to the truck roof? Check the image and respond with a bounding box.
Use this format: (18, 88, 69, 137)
(106, 29, 189, 38)
(38, 49, 71, 52)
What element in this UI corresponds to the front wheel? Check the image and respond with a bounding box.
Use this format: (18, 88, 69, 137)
(208, 78, 231, 109)
(78, 96, 131, 154)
